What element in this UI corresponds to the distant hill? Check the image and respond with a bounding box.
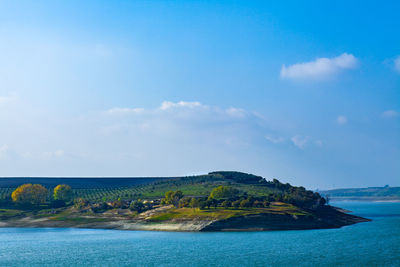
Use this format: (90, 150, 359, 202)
(319, 186, 400, 201)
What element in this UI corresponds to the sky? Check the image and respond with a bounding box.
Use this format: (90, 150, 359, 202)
(0, 0, 399, 189)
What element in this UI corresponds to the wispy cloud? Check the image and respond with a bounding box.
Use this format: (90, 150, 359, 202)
(291, 135, 309, 149)
(394, 56, 400, 73)
(106, 107, 145, 114)
(160, 101, 204, 110)
(0, 93, 17, 106)
(382, 110, 399, 118)
(336, 115, 348, 125)
(265, 135, 285, 144)
(0, 144, 9, 160)
(280, 53, 358, 80)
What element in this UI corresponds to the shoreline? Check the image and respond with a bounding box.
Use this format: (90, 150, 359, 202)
(0, 206, 371, 232)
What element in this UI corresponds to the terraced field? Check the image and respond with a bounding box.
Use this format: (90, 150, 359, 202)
(0, 177, 170, 202)
(0, 172, 291, 202)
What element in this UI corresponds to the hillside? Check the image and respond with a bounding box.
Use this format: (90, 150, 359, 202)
(0, 171, 322, 203)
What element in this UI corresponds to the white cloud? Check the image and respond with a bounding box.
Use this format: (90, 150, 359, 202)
(394, 56, 400, 73)
(0, 97, 9, 105)
(265, 135, 285, 144)
(0, 99, 322, 177)
(382, 110, 399, 118)
(54, 150, 65, 157)
(314, 140, 323, 146)
(280, 53, 358, 80)
(21, 150, 65, 159)
(291, 135, 309, 149)
(106, 107, 145, 114)
(100, 101, 253, 134)
(0, 145, 9, 159)
(225, 107, 247, 118)
(42, 150, 65, 158)
(0, 93, 17, 106)
(336, 115, 348, 125)
(160, 101, 204, 110)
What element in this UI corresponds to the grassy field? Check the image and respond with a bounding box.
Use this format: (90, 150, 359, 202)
(0, 209, 25, 219)
(147, 203, 309, 222)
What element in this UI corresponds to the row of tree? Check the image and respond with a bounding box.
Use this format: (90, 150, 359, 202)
(11, 183, 73, 207)
(159, 186, 270, 209)
(160, 185, 326, 210)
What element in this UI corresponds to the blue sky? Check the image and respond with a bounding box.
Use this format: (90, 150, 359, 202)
(0, 0, 399, 188)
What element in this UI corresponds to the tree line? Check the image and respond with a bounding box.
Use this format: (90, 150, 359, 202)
(9, 183, 73, 208)
(160, 185, 326, 210)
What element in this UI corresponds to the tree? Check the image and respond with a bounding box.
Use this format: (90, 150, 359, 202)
(232, 200, 241, 208)
(162, 190, 184, 207)
(111, 198, 123, 208)
(189, 198, 199, 208)
(129, 200, 145, 213)
(53, 184, 73, 202)
(164, 191, 174, 204)
(221, 200, 231, 208)
(240, 199, 251, 208)
(179, 197, 191, 208)
(206, 198, 218, 208)
(11, 184, 48, 206)
(74, 198, 88, 209)
(253, 200, 263, 208)
(208, 186, 238, 200)
(198, 200, 207, 210)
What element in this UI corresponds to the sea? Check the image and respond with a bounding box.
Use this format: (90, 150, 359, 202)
(0, 202, 399, 267)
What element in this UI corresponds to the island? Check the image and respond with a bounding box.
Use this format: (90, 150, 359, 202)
(0, 171, 370, 231)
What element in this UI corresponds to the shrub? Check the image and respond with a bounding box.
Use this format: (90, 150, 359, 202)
(252, 200, 264, 208)
(74, 198, 88, 209)
(179, 197, 191, 208)
(189, 198, 199, 208)
(92, 202, 110, 213)
(206, 199, 218, 208)
(240, 199, 251, 208)
(198, 200, 207, 209)
(111, 198, 123, 208)
(221, 200, 231, 208)
(51, 199, 66, 208)
(129, 200, 145, 213)
(232, 200, 241, 208)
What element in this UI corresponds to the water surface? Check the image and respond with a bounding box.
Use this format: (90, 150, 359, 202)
(0, 202, 399, 266)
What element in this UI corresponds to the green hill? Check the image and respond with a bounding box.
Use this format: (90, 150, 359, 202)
(0, 171, 371, 231)
(1, 171, 325, 208)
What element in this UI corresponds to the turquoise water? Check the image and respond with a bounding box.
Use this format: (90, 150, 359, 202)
(0, 202, 399, 267)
